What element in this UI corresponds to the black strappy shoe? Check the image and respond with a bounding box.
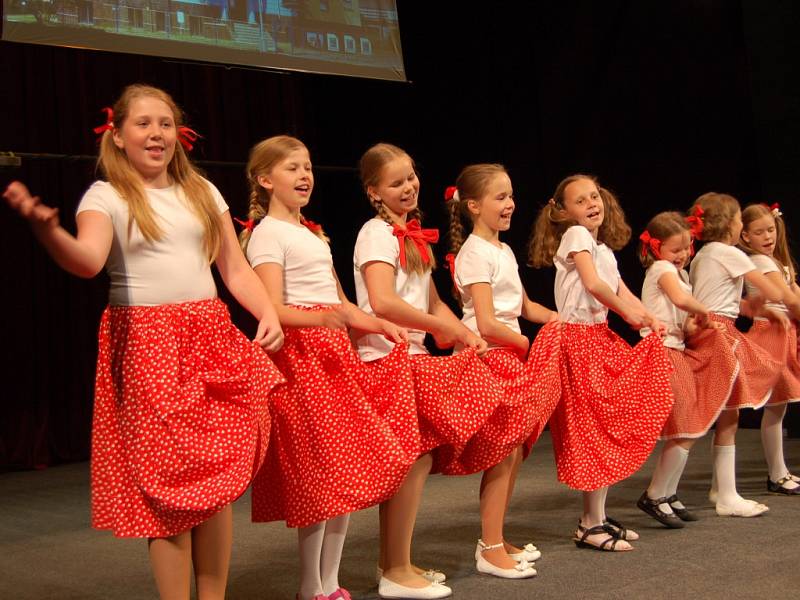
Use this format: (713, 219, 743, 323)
(666, 494, 699, 521)
(767, 475, 800, 495)
(636, 492, 685, 528)
(572, 522, 631, 552)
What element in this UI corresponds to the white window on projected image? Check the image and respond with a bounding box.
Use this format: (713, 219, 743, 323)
(1, 0, 406, 81)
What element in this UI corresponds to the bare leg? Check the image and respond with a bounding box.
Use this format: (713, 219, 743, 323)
(502, 447, 526, 555)
(381, 453, 433, 588)
(149, 531, 192, 600)
(191, 505, 232, 600)
(479, 450, 518, 569)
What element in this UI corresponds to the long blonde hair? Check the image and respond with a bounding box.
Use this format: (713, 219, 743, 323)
(359, 143, 436, 275)
(97, 84, 221, 261)
(528, 173, 631, 267)
(239, 135, 328, 252)
(739, 203, 797, 282)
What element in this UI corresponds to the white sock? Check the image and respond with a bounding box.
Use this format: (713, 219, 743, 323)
(713, 444, 744, 506)
(298, 522, 326, 600)
(665, 445, 691, 508)
(320, 513, 350, 596)
(761, 404, 792, 482)
(648, 444, 689, 512)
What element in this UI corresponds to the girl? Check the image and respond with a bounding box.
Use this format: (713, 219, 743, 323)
(240, 135, 420, 600)
(356, 143, 507, 599)
(447, 163, 561, 579)
(2, 84, 285, 600)
(688, 193, 785, 516)
(529, 174, 673, 552)
(636, 212, 739, 527)
(739, 203, 800, 495)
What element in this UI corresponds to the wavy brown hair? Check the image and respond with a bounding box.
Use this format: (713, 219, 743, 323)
(688, 192, 740, 243)
(739, 203, 797, 282)
(239, 135, 328, 253)
(638, 211, 690, 268)
(447, 163, 508, 255)
(98, 84, 221, 261)
(528, 174, 631, 267)
(359, 142, 435, 275)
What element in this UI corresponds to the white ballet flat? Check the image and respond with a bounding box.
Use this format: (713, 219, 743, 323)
(376, 566, 446, 585)
(475, 540, 537, 579)
(715, 500, 770, 517)
(378, 577, 452, 599)
(508, 542, 542, 563)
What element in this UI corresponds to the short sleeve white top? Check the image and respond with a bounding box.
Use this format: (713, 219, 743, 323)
(455, 234, 522, 350)
(688, 242, 755, 318)
(246, 216, 340, 306)
(76, 179, 227, 306)
(744, 253, 788, 316)
(640, 260, 691, 350)
(353, 218, 430, 361)
(555, 225, 620, 324)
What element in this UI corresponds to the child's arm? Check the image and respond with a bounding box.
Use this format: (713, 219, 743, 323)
(361, 261, 487, 353)
(3, 181, 112, 278)
(743, 269, 784, 304)
(332, 269, 407, 343)
(469, 283, 530, 355)
(572, 250, 650, 328)
(657, 271, 711, 326)
(215, 212, 283, 351)
(521, 291, 558, 324)
(761, 270, 800, 321)
(617, 280, 663, 333)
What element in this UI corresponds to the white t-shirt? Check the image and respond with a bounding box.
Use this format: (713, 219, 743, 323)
(76, 179, 227, 306)
(744, 253, 789, 316)
(246, 216, 340, 306)
(640, 260, 690, 350)
(555, 225, 620, 324)
(353, 218, 430, 361)
(455, 234, 522, 350)
(689, 242, 755, 319)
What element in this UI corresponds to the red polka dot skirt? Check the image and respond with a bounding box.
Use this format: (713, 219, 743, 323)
(251, 307, 420, 528)
(549, 323, 674, 491)
(713, 315, 783, 409)
(661, 327, 739, 439)
(746, 320, 800, 406)
(437, 321, 563, 475)
(91, 298, 284, 538)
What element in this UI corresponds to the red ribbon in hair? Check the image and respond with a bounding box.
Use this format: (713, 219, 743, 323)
(392, 219, 439, 269)
(685, 205, 704, 241)
(234, 217, 255, 232)
(93, 107, 114, 141)
(178, 126, 200, 151)
(302, 218, 322, 234)
(444, 253, 457, 285)
(444, 186, 458, 202)
(639, 230, 662, 259)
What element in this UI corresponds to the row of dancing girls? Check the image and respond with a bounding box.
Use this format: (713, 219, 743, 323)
(2, 85, 287, 599)
(236, 139, 563, 600)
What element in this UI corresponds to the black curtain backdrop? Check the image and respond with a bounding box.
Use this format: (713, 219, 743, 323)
(2, 1, 799, 469)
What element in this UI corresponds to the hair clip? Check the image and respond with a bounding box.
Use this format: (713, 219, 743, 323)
(762, 202, 782, 218)
(444, 186, 460, 202)
(639, 230, 662, 259)
(93, 107, 114, 141)
(234, 217, 255, 232)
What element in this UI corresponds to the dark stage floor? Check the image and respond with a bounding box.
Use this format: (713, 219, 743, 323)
(2, 429, 798, 600)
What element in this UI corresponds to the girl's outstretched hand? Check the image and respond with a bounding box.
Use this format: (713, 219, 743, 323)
(378, 319, 408, 344)
(460, 330, 489, 356)
(3, 182, 60, 231)
(254, 314, 284, 353)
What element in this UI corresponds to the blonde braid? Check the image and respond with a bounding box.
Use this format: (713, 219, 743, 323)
(238, 184, 269, 252)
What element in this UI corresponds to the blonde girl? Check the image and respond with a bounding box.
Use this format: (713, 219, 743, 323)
(3, 84, 285, 600)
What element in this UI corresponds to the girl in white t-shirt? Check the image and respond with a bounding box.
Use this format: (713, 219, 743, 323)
(239, 136, 420, 600)
(688, 192, 785, 517)
(636, 211, 739, 528)
(446, 163, 561, 580)
(3, 85, 285, 599)
(739, 203, 800, 496)
(529, 174, 674, 552)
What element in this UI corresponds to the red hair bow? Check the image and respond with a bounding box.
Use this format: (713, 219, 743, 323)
(639, 230, 662, 259)
(392, 219, 439, 269)
(302, 218, 322, 233)
(686, 206, 704, 241)
(178, 126, 200, 152)
(234, 217, 255, 232)
(444, 186, 458, 202)
(444, 252, 457, 285)
(762, 202, 782, 217)
(93, 107, 114, 141)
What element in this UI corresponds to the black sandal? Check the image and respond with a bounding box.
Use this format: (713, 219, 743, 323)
(604, 515, 641, 539)
(636, 492, 685, 528)
(666, 494, 699, 521)
(573, 522, 630, 552)
(767, 475, 800, 495)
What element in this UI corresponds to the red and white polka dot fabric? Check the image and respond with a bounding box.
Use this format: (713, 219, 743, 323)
(91, 298, 284, 538)
(251, 307, 420, 528)
(713, 315, 783, 409)
(661, 327, 738, 439)
(746, 320, 800, 406)
(549, 323, 674, 491)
